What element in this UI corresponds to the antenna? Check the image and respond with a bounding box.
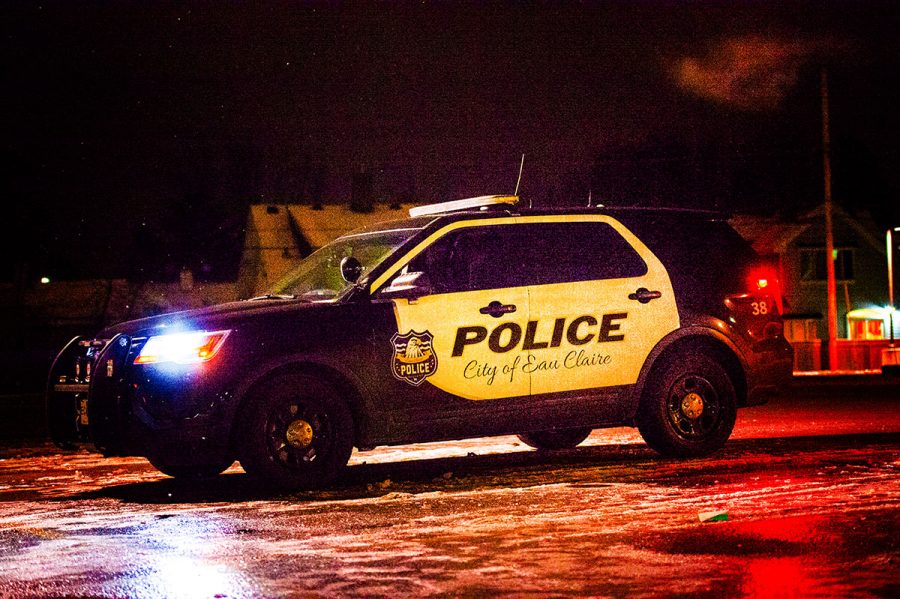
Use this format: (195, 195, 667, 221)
(514, 153, 525, 198)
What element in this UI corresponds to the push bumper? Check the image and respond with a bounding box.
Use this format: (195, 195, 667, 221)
(46, 334, 132, 453)
(46, 334, 235, 466)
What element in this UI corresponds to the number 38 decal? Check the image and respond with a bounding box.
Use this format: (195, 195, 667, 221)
(751, 301, 769, 316)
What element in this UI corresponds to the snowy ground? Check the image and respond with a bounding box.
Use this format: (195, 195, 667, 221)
(0, 389, 898, 597)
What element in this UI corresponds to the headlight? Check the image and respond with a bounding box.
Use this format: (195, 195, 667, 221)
(134, 330, 231, 365)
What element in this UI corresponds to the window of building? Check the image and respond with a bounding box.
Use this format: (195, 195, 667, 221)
(784, 318, 820, 342)
(849, 318, 884, 340)
(846, 308, 895, 340)
(799, 248, 854, 281)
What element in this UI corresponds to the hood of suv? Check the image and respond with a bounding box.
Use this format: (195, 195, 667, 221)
(98, 297, 327, 338)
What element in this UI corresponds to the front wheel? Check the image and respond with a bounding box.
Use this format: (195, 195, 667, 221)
(637, 354, 737, 457)
(518, 427, 591, 450)
(238, 373, 354, 490)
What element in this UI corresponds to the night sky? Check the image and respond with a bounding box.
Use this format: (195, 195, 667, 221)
(3, 1, 899, 282)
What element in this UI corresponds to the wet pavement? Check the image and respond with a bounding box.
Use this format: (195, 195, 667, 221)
(0, 386, 898, 597)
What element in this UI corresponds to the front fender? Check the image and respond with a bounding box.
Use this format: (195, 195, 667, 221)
(223, 351, 378, 450)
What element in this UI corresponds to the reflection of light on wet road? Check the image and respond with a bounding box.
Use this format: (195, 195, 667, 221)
(742, 557, 815, 598)
(132, 554, 249, 599)
(0, 510, 259, 599)
(108, 514, 257, 599)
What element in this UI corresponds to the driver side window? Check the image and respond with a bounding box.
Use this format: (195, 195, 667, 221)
(405, 231, 468, 294)
(404, 225, 526, 294)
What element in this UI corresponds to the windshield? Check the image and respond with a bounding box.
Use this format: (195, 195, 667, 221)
(268, 226, 423, 301)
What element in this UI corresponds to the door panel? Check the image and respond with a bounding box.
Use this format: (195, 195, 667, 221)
(529, 277, 677, 394)
(392, 288, 531, 400)
(373, 218, 534, 403)
(528, 216, 679, 395)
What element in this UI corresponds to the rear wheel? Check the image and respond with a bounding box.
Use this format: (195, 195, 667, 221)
(517, 427, 591, 450)
(148, 457, 234, 480)
(637, 353, 737, 457)
(238, 373, 354, 490)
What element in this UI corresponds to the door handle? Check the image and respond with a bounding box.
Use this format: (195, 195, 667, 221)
(628, 288, 662, 304)
(480, 301, 517, 318)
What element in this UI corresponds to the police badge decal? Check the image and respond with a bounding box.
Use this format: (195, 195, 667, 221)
(391, 330, 437, 386)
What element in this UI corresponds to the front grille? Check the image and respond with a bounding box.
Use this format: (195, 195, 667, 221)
(49, 334, 133, 454)
(57, 336, 145, 384)
(54, 339, 108, 385)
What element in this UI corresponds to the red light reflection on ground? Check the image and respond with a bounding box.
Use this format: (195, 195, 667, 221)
(718, 516, 851, 597)
(742, 556, 815, 598)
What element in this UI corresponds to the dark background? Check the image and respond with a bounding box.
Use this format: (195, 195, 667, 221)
(3, 1, 899, 284)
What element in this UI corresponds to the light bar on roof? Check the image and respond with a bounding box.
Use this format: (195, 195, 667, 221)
(408, 195, 519, 218)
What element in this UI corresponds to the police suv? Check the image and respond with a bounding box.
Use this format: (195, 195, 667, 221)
(48, 195, 792, 488)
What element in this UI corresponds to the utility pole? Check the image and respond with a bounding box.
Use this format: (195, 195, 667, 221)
(821, 68, 839, 370)
(889, 228, 896, 345)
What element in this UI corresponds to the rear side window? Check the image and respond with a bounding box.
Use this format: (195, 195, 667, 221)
(523, 222, 647, 285)
(408, 221, 647, 293)
(617, 214, 758, 308)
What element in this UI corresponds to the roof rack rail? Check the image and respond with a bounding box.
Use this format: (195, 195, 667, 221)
(409, 195, 519, 218)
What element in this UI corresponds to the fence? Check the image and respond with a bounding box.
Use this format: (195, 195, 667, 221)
(792, 339, 894, 372)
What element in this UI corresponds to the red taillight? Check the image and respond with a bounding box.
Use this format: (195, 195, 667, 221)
(746, 265, 783, 314)
(748, 266, 777, 292)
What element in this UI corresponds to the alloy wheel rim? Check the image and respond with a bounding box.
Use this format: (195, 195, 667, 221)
(266, 399, 330, 468)
(666, 375, 720, 439)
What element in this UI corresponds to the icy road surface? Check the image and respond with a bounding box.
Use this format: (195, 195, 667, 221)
(0, 385, 898, 597)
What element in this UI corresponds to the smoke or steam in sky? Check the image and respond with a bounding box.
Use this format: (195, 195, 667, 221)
(673, 36, 826, 110)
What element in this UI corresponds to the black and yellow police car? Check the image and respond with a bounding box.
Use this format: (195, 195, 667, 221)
(47, 195, 792, 488)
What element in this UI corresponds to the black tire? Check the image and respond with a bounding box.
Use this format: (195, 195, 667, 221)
(148, 457, 234, 480)
(517, 427, 591, 450)
(237, 372, 354, 490)
(637, 353, 737, 457)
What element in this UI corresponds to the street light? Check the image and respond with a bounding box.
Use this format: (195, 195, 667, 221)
(884, 227, 900, 375)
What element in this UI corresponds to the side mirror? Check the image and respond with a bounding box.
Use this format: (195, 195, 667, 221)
(340, 256, 363, 283)
(379, 271, 433, 300)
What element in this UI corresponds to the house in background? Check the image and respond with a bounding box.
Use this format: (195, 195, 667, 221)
(731, 204, 895, 341)
(237, 202, 411, 298)
(732, 204, 898, 370)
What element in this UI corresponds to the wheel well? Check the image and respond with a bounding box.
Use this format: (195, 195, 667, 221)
(649, 336, 748, 406)
(229, 362, 369, 453)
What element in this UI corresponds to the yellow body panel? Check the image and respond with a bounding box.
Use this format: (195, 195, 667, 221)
(380, 214, 680, 400)
(528, 215, 679, 393)
(392, 287, 531, 400)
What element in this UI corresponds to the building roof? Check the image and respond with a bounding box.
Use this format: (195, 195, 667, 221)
(239, 203, 412, 297)
(730, 204, 885, 256)
(728, 215, 809, 255)
(286, 204, 411, 248)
